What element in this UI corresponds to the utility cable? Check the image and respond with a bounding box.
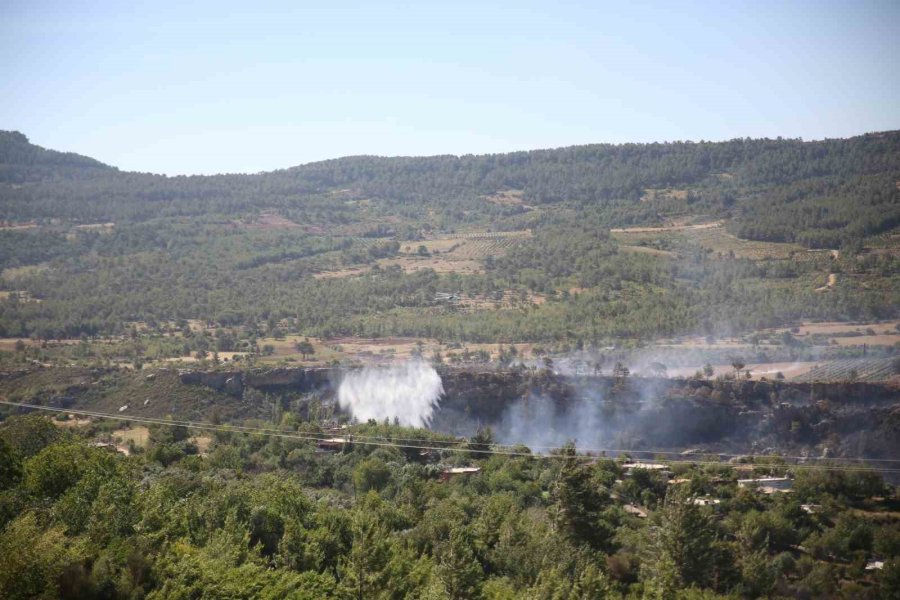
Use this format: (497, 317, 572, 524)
(2, 399, 899, 473)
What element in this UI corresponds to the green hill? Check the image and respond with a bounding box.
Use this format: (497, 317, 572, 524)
(0, 131, 898, 343)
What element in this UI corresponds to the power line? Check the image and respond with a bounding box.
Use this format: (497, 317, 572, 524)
(28, 401, 896, 466)
(2, 400, 899, 473)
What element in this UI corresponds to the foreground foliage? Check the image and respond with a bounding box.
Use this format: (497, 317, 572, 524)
(0, 414, 897, 599)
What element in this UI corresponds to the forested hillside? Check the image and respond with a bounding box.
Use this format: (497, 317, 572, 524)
(3, 131, 899, 236)
(0, 131, 898, 343)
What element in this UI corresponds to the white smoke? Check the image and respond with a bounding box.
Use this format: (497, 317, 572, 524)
(337, 361, 444, 428)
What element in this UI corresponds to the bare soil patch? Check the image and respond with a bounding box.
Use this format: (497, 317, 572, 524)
(0, 290, 41, 302)
(814, 273, 837, 292)
(112, 426, 150, 449)
(484, 190, 526, 206)
(159, 351, 248, 364)
(234, 211, 301, 230)
(74, 222, 114, 232)
(191, 435, 212, 454)
(53, 416, 93, 428)
(378, 256, 483, 274)
(612, 221, 812, 261)
(666, 362, 817, 380)
(771, 320, 900, 337)
(619, 245, 676, 257)
(316, 231, 531, 279)
(830, 334, 900, 347)
(313, 266, 370, 279)
(2, 263, 50, 281)
(0, 221, 38, 231)
(454, 290, 546, 311)
(611, 220, 723, 234)
(640, 188, 689, 203)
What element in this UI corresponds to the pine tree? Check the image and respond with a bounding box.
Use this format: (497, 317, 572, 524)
(554, 447, 613, 551)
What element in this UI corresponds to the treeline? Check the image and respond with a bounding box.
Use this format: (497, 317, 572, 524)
(2, 130, 899, 235)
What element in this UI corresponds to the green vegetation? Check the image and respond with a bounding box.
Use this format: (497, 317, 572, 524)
(1, 130, 898, 597)
(0, 413, 897, 599)
(0, 130, 898, 344)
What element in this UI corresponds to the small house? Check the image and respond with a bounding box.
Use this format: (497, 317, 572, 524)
(440, 467, 480, 482)
(316, 437, 350, 452)
(737, 476, 793, 493)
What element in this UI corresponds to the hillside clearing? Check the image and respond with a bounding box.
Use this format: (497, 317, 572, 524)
(315, 231, 531, 278)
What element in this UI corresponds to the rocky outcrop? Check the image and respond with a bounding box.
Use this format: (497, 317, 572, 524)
(243, 368, 334, 391)
(179, 370, 241, 395)
(179, 367, 336, 396)
(170, 366, 900, 459)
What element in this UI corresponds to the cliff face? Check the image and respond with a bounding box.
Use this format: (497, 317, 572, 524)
(170, 366, 900, 459)
(6, 365, 896, 461)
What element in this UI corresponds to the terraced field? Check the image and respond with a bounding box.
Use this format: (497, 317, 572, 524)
(688, 225, 811, 260)
(792, 357, 899, 382)
(611, 220, 821, 261)
(440, 231, 531, 259)
(318, 231, 532, 278)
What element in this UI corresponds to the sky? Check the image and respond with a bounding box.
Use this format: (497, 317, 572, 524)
(2, 0, 898, 175)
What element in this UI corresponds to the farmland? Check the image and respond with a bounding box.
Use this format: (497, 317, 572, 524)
(793, 357, 900, 383)
(315, 230, 532, 278)
(611, 220, 815, 261)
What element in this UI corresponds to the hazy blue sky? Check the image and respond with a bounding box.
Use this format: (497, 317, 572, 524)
(2, 0, 898, 175)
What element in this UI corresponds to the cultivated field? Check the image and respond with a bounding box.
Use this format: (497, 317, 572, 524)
(639, 188, 690, 203)
(0, 221, 37, 231)
(665, 361, 818, 380)
(454, 289, 546, 311)
(233, 211, 301, 229)
(297, 336, 534, 364)
(767, 320, 900, 347)
(316, 230, 531, 278)
(610, 219, 820, 261)
(610, 219, 723, 234)
(618, 244, 676, 257)
(687, 225, 809, 260)
(792, 357, 899, 383)
(1, 263, 49, 281)
(483, 189, 526, 206)
(655, 320, 900, 351)
(112, 425, 150, 449)
(770, 320, 900, 337)
(0, 290, 40, 302)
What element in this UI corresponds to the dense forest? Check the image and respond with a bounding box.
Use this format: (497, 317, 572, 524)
(0, 130, 898, 343)
(2, 130, 898, 236)
(0, 411, 897, 599)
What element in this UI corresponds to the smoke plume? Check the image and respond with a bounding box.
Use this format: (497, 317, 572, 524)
(493, 392, 614, 452)
(337, 361, 444, 427)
